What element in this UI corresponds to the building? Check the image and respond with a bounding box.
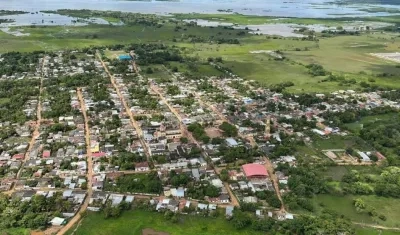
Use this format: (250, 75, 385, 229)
(226, 138, 239, 147)
(135, 162, 150, 172)
(242, 163, 268, 179)
(118, 55, 132, 61)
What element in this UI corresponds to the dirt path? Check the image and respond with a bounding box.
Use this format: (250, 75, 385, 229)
(56, 88, 93, 235)
(5, 56, 45, 195)
(96, 51, 150, 159)
(264, 157, 285, 212)
(352, 222, 400, 231)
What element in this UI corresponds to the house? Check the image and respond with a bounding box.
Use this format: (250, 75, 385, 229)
(243, 196, 257, 203)
(156, 199, 179, 212)
(219, 194, 230, 203)
(226, 205, 234, 217)
(191, 168, 200, 181)
(109, 194, 124, 206)
(357, 152, 371, 162)
(50, 217, 66, 226)
(135, 161, 150, 172)
(171, 187, 185, 198)
(197, 203, 208, 211)
(226, 138, 239, 147)
(256, 210, 264, 218)
(42, 150, 51, 158)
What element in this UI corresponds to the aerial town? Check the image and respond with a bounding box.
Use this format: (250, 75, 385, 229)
(0, 46, 398, 234)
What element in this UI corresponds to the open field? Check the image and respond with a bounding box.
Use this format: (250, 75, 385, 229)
(1, 228, 30, 235)
(66, 210, 263, 235)
(314, 194, 400, 228)
(345, 113, 400, 133)
(355, 226, 400, 235)
(311, 135, 373, 151)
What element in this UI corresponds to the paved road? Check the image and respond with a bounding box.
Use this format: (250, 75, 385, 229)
(56, 88, 93, 235)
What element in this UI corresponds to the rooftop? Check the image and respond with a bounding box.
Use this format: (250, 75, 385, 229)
(242, 163, 268, 178)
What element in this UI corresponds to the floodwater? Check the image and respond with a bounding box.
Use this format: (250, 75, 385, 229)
(0, 0, 400, 18)
(185, 19, 394, 37)
(0, 0, 399, 37)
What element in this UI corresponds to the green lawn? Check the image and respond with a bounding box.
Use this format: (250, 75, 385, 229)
(67, 210, 262, 235)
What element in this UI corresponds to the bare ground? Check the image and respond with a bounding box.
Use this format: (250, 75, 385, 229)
(142, 228, 170, 235)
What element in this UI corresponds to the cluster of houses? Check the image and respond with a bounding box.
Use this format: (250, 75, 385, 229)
(1, 49, 400, 229)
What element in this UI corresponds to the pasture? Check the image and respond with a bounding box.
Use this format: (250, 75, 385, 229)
(66, 210, 262, 235)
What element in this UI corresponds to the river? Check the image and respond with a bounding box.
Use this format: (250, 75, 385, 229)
(0, 0, 400, 18)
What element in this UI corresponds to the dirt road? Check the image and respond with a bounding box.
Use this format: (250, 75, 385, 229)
(96, 51, 150, 159)
(56, 88, 93, 235)
(264, 157, 285, 212)
(6, 57, 45, 195)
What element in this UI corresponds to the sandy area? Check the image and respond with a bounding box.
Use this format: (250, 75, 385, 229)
(142, 228, 170, 235)
(205, 127, 222, 138)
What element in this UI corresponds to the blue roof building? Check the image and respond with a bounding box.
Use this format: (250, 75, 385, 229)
(118, 55, 132, 61)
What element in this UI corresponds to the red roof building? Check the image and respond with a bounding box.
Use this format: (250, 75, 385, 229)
(242, 164, 268, 179)
(92, 152, 106, 158)
(12, 154, 24, 160)
(42, 150, 51, 158)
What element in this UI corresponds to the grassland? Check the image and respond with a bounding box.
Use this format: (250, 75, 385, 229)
(355, 226, 400, 235)
(1, 228, 30, 235)
(345, 113, 400, 133)
(314, 194, 400, 228)
(311, 135, 373, 151)
(66, 210, 263, 235)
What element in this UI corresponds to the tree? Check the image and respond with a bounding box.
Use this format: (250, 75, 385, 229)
(353, 198, 366, 212)
(220, 169, 229, 181)
(81, 182, 88, 190)
(180, 137, 188, 143)
(219, 122, 238, 137)
(231, 210, 252, 229)
(145, 67, 153, 74)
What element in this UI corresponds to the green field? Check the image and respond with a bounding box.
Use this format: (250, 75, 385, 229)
(67, 210, 262, 235)
(356, 226, 400, 235)
(311, 135, 373, 151)
(345, 113, 400, 133)
(1, 228, 30, 235)
(314, 194, 400, 228)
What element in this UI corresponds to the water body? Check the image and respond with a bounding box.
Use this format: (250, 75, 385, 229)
(184, 19, 394, 37)
(0, 0, 400, 18)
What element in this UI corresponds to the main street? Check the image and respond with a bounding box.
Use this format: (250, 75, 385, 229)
(96, 51, 150, 159)
(57, 88, 93, 235)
